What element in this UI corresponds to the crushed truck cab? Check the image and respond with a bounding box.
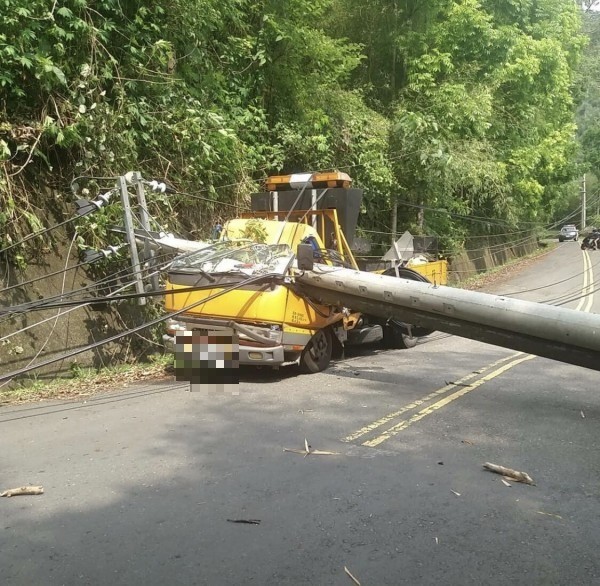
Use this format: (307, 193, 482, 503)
(164, 236, 344, 371)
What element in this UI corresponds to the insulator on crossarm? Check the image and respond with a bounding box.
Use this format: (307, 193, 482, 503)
(96, 191, 113, 206)
(147, 180, 175, 194)
(82, 243, 128, 264)
(74, 190, 115, 216)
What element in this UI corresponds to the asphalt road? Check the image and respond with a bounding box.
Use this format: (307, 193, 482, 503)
(2, 241, 600, 585)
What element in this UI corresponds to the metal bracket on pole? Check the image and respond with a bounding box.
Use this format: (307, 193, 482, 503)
(131, 172, 160, 293)
(118, 175, 147, 305)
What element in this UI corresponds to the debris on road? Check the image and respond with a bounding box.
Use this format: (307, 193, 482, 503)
(501, 479, 512, 487)
(537, 511, 563, 520)
(227, 519, 261, 525)
(483, 462, 534, 485)
(581, 410, 585, 419)
(446, 381, 472, 388)
(451, 490, 461, 497)
(1, 485, 44, 497)
(283, 438, 340, 458)
(344, 565, 361, 585)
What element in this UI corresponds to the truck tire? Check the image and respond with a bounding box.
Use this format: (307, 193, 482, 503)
(300, 328, 333, 373)
(382, 322, 418, 349)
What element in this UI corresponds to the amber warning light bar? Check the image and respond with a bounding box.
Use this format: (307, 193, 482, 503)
(265, 172, 352, 191)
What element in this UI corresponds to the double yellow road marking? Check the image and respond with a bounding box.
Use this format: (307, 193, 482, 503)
(343, 352, 535, 448)
(344, 248, 595, 449)
(575, 250, 594, 313)
(363, 354, 535, 447)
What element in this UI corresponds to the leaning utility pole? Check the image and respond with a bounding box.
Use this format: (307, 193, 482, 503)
(297, 264, 600, 372)
(117, 175, 147, 305)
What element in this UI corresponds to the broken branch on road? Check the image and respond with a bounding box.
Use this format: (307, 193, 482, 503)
(483, 462, 534, 485)
(537, 511, 562, 520)
(1, 485, 44, 497)
(283, 438, 340, 458)
(227, 519, 261, 525)
(344, 565, 361, 585)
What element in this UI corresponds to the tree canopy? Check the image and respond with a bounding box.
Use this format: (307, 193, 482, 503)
(0, 0, 589, 255)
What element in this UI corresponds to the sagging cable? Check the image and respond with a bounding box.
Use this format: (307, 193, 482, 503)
(0, 257, 176, 322)
(0, 271, 163, 344)
(0, 216, 79, 256)
(3, 270, 282, 313)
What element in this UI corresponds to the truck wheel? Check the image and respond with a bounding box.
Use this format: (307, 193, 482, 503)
(300, 328, 333, 373)
(382, 322, 418, 349)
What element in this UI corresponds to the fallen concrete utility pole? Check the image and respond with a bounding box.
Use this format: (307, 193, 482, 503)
(296, 265, 600, 372)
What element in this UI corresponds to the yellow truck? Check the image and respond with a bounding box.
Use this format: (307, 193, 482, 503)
(163, 172, 447, 372)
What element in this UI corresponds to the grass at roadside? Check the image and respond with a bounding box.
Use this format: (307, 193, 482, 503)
(0, 353, 174, 405)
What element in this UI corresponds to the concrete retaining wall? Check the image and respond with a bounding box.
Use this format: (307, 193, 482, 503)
(448, 233, 539, 284)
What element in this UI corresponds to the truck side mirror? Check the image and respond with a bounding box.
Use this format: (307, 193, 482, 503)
(297, 244, 314, 271)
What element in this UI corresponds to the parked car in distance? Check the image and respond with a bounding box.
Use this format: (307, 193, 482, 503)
(559, 225, 579, 242)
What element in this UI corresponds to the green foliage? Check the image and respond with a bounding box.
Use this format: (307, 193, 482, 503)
(578, 12, 600, 175)
(330, 0, 584, 250)
(0, 0, 587, 262)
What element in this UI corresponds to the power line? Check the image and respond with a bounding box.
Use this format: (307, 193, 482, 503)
(493, 252, 600, 299)
(10, 231, 80, 383)
(0, 275, 149, 344)
(0, 251, 176, 321)
(0, 255, 98, 295)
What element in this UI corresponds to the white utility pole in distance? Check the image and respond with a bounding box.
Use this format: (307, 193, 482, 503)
(581, 174, 587, 230)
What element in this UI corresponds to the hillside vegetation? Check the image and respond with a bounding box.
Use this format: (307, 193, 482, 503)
(0, 0, 591, 258)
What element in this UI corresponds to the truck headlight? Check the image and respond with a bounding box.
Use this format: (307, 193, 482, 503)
(166, 318, 187, 336)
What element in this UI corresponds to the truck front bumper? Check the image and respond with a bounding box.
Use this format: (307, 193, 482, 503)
(163, 333, 287, 365)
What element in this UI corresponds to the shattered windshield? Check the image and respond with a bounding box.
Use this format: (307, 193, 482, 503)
(171, 241, 294, 275)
